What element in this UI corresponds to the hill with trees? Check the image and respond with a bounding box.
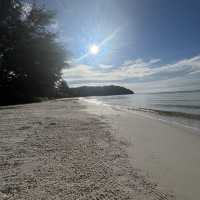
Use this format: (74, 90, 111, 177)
(69, 85, 134, 97)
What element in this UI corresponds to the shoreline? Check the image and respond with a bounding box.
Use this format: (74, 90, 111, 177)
(0, 98, 175, 199)
(81, 96, 200, 133)
(81, 98, 200, 200)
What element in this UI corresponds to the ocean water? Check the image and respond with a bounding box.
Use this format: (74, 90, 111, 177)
(83, 90, 200, 131)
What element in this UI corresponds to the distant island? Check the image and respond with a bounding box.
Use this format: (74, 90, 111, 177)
(69, 85, 134, 97)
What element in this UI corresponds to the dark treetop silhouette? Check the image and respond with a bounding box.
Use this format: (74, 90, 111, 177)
(0, 0, 69, 106)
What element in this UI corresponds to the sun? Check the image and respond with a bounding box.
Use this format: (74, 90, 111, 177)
(89, 44, 100, 55)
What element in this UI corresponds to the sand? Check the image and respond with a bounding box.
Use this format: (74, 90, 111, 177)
(0, 98, 184, 199)
(82, 99, 200, 200)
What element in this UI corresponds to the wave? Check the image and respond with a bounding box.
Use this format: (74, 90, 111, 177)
(128, 107, 200, 120)
(147, 89, 200, 95)
(153, 104, 200, 110)
(81, 97, 200, 120)
(80, 97, 200, 131)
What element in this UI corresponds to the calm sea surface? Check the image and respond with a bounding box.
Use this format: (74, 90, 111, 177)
(84, 90, 200, 131)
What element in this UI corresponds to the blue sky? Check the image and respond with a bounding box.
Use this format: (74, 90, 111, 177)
(38, 0, 200, 92)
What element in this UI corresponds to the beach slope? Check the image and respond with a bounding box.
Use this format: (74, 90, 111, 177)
(0, 99, 174, 199)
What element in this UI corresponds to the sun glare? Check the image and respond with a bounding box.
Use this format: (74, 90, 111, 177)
(89, 44, 100, 55)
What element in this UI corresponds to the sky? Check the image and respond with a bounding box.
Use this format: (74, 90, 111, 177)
(37, 0, 200, 92)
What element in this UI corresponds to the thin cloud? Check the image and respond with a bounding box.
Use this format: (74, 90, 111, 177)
(63, 55, 200, 88)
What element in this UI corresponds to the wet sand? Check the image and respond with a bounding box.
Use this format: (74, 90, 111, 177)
(82, 99, 200, 200)
(0, 98, 176, 199)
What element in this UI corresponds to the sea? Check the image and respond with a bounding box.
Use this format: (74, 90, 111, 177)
(82, 90, 200, 132)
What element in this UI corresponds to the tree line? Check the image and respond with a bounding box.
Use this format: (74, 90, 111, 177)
(0, 0, 69, 106)
(69, 86, 134, 97)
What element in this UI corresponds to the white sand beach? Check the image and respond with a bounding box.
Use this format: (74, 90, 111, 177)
(82, 98, 200, 200)
(0, 98, 200, 199)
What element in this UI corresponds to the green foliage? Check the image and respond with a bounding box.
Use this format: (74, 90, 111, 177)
(0, 0, 69, 105)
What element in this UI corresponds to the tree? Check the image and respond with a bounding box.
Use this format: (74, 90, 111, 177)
(57, 79, 69, 97)
(0, 0, 69, 105)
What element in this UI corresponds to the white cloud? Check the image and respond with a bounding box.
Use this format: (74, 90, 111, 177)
(149, 59, 161, 64)
(98, 64, 113, 69)
(63, 55, 200, 91)
(62, 58, 158, 81)
(49, 21, 59, 31)
(21, 2, 32, 20)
